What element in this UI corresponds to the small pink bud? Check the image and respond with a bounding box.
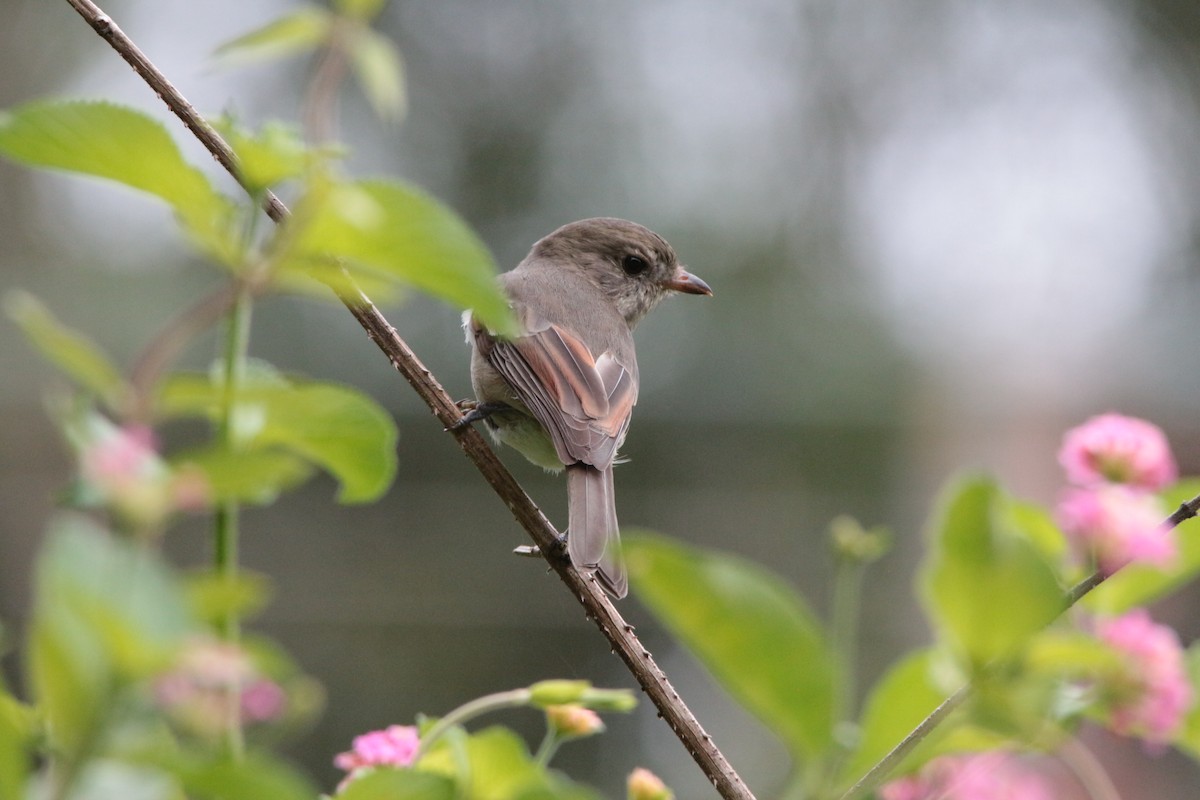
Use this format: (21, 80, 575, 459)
(545, 704, 605, 738)
(627, 767, 673, 800)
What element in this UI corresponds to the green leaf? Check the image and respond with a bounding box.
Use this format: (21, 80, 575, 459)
(334, 0, 387, 20)
(215, 118, 316, 192)
(0, 691, 35, 800)
(625, 532, 837, 760)
(0, 100, 237, 264)
(338, 769, 456, 800)
(184, 569, 273, 626)
(920, 477, 1065, 668)
(838, 649, 953, 786)
(5, 290, 125, 405)
(1085, 479, 1200, 614)
(173, 446, 315, 505)
(172, 753, 317, 800)
(1177, 643, 1200, 761)
(213, 7, 332, 66)
(162, 373, 398, 503)
(29, 516, 193, 755)
(420, 726, 553, 800)
(290, 178, 515, 335)
(1008, 500, 1067, 564)
(349, 28, 407, 122)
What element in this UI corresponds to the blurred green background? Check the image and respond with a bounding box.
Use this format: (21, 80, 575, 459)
(3, 1, 1200, 797)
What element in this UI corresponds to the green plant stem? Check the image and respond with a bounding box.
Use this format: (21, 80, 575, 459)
(533, 728, 562, 768)
(415, 688, 533, 759)
(838, 493, 1200, 800)
(831, 556, 865, 728)
(213, 284, 253, 760)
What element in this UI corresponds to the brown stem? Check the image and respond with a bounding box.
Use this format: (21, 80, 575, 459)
(61, 2, 755, 797)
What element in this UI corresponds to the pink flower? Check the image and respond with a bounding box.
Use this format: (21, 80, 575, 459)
(545, 704, 605, 737)
(153, 637, 287, 735)
(1095, 610, 1193, 745)
(880, 752, 1055, 800)
(334, 725, 420, 773)
(1059, 414, 1177, 491)
(1056, 485, 1174, 574)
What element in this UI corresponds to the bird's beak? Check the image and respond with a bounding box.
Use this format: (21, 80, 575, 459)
(661, 267, 713, 296)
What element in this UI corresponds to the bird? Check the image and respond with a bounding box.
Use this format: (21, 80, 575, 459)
(459, 218, 711, 598)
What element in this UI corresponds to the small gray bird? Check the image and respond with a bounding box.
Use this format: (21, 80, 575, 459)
(461, 218, 711, 598)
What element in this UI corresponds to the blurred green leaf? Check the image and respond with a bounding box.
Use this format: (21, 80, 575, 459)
(173, 446, 315, 505)
(920, 477, 1064, 668)
(29, 516, 193, 755)
(1085, 479, 1200, 614)
(5, 291, 125, 406)
(163, 373, 398, 503)
(290, 178, 515, 335)
(338, 769, 456, 800)
(625, 533, 836, 760)
(334, 0, 387, 20)
(0, 691, 35, 800)
(215, 118, 316, 192)
(184, 569, 273, 627)
(1008, 500, 1067, 564)
(172, 753, 317, 800)
(349, 28, 407, 122)
(420, 725, 587, 800)
(213, 7, 332, 66)
(0, 100, 238, 264)
(1177, 643, 1200, 761)
(839, 649, 951, 786)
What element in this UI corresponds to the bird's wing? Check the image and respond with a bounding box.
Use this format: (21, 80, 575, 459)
(472, 313, 636, 469)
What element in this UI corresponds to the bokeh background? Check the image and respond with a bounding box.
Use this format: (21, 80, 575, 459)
(3, 1, 1200, 797)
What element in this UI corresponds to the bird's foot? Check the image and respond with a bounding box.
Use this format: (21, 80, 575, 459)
(447, 400, 508, 431)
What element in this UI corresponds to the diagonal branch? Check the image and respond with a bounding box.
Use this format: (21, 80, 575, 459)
(60, 1, 756, 798)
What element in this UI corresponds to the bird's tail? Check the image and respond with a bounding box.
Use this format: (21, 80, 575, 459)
(566, 463, 626, 598)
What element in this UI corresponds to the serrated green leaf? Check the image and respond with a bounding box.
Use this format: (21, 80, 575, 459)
(213, 7, 332, 66)
(173, 446, 315, 505)
(0, 100, 237, 264)
(349, 28, 406, 122)
(162, 373, 398, 503)
(334, 0, 387, 20)
(625, 532, 836, 760)
(5, 290, 125, 405)
(1085, 479, 1200, 614)
(290, 178, 515, 335)
(338, 769, 456, 800)
(920, 477, 1065, 668)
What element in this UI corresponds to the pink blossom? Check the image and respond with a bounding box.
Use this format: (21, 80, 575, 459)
(1095, 610, 1193, 745)
(1056, 485, 1175, 574)
(81, 423, 159, 490)
(627, 767, 674, 800)
(1059, 414, 1177, 491)
(334, 725, 420, 773)
(240, 679, 287, 722)
(880, 752, 1055, 800)
(153, 637, 286, 735)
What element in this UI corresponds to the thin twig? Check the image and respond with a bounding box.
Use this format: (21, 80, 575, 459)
(60, 2, 756, 797)
(838, 494, 1200, 800)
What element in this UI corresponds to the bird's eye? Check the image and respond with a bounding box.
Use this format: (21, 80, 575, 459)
(622, 255, 649, 275)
